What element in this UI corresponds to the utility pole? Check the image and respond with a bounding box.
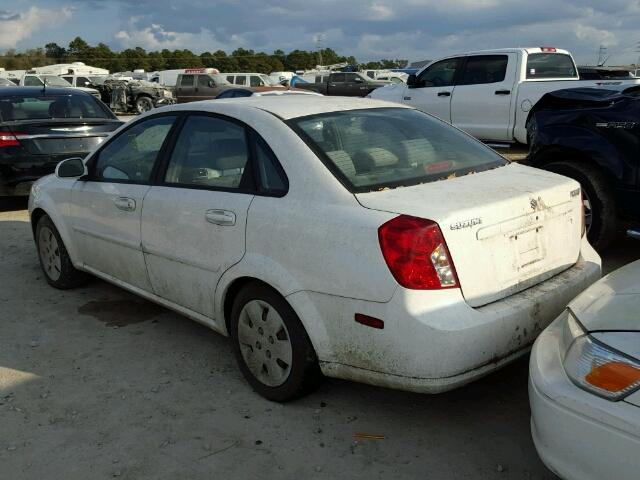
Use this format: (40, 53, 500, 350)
(316, 34, 324, 68)
(597, 45, 610, 66)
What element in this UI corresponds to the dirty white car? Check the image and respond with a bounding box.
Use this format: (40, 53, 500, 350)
(29, 96, 601, 401)
(529, 259, 640, 480)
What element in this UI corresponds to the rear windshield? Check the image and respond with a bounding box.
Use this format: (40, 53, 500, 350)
(0, 94, 112, 121)
(289, 107, 506, 193)
(526, 53, 577, 79)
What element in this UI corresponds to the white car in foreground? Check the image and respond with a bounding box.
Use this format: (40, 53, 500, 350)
(29, 96, 601, 401)
(529, 260, 640, 479)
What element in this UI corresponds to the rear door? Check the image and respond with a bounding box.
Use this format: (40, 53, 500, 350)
(404, 58, 463, 122)
(70, 114, 178, 291)
(176, 75, 195, 103)
(450, 54, 518, 141)
(140, 113, 256, 317)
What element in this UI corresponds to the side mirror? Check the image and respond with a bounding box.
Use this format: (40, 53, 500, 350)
(55, 157, 86, 178)
(407, 74, 418, 88)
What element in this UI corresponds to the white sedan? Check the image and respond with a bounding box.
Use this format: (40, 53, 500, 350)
(29, 96, 601, 401)
(529, 259, 640, 479)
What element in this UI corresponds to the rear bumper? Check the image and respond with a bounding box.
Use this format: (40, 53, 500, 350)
(294, 238, 601, 393)
(0, 157, 59, 196)
(529, 315, 640, 480)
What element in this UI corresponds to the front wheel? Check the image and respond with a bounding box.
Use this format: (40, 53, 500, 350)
(135, 96, 154, 113)
(36, 215, 88, 289)
(545, 161, 617, 251)
(230, 282, 322, 402)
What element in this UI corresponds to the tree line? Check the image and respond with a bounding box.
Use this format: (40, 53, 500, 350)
(0, 37, 409, 73)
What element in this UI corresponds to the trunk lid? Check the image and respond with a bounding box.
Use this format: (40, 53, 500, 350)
(4, 120, 120, 155)
(356, 163, 583, 307)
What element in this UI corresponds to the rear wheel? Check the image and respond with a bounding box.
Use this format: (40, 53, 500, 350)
(230, 281, 322, 402)
(135, 96, 154, 113)
(545, 161, 617, 251)
(36, 215, 88, 289)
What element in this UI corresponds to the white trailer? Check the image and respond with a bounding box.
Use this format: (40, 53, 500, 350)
(32, 62, 109, 76)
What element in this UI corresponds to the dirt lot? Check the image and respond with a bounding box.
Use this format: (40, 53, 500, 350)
(1, 196, 639, 480)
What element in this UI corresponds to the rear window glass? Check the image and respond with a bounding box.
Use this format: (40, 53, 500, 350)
(0, 94, 112, 121)
(526, 53, 577, 79)
(289, 108, 506, 193)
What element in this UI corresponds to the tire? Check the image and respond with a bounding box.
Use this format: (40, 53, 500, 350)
(230, 281, 322, 402)
(135, 96, 154, 113)
(544, 161, 617, 251)
(36, 215, 88, 289)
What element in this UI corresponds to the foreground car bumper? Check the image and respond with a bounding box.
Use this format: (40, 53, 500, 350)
(292, 238, 601, 393)
(0, 158, 60, 196)
(529, 315, 640, 480)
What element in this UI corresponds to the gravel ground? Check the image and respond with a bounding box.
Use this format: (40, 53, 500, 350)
(1, 196, 638, 480)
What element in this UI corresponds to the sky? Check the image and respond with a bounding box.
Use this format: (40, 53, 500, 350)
(1, 0, 639, 65)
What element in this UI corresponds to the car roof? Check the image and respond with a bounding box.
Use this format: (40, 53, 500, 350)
(0, 86, 91, 96)
(167, 95, 410, 120)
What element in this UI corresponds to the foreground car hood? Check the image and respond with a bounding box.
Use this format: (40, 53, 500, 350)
(570, 260, 640, 332)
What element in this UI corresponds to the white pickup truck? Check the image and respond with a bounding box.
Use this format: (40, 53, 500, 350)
(369, 47, 640, 144)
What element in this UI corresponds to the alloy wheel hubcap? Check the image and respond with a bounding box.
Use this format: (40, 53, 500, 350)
(237, 300, 293, 387)
(39, 227, 62, 281)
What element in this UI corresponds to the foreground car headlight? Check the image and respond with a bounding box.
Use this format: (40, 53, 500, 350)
(563, 310, 640, 401)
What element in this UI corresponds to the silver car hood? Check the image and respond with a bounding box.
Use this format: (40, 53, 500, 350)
(570, 260, 640, 332)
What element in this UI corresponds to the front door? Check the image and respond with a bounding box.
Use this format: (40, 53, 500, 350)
(70, 114, 178, 291)
(141, 113, 255, 317)
(450, 54, 518, 141)
(403, 57, 463, 122)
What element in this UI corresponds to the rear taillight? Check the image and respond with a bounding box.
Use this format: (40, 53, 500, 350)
(0, 131, 24, 148)
(378, 215, 459, 290)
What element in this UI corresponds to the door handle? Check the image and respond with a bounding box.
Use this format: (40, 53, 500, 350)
(403, 96, 412, 101)
(437, 91, 451, 97)
(205, 209, 236, 226)
(114, 197, 136, 212)
(495, 90, 511, 95)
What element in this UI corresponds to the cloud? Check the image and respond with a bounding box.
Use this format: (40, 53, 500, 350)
(0, 6, 73, 49)
(13, 0, 640, 64)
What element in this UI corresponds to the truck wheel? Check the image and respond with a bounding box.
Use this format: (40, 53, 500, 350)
(545, 161, 617, 251)
(36, 215, 88, 289)
(229, 281, 323, 402)
(135, 96, 154, 113)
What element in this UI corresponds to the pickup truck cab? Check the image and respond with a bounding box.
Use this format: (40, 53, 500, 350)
(296, 72, 388, 96)
(370, 48, 640, 144)
(175, 72, 232, 103)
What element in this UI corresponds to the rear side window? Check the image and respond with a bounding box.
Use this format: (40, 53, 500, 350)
(236, 76, 247, 85)
(459, 55, 508, 85)
(331, 73, 346, 82)
(254, 136, 286, 194)
(289, 107, 506, 193)
(526, 53, 577, 79)
(94, 115, 176, 183)
(164, 115, 249, 189)
(180, 75, 194, 87)
(0, 94, 111, 121)
(23, 76, 42, 87)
